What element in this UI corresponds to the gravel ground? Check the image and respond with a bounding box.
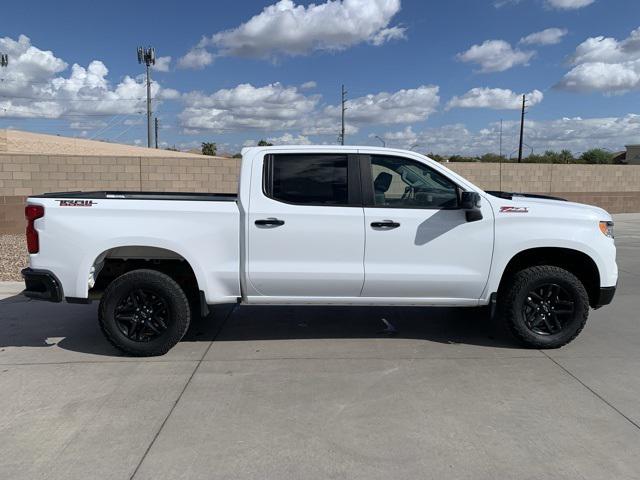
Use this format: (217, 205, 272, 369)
(0, 235, 28, 281)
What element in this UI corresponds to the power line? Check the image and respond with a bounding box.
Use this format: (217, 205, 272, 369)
(0, 94, 146, 102)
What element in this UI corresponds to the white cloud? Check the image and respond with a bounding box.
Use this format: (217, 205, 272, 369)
(325, 85, 440, 125)
(0, 34, 175, 121)
(447, 88, 543, 110)
(378, 114, 640, 155)
(178, 83, 439, 135)
(178, 0, 405, 67)
(178, 82, 320, 132)
(457, 40, 534, 73)
(152, 56, 171, 72)
(546, 0, 594, 9)
(177, 48, 214, 69)
(558, 27, 640, 93)
(267, 132, 312, 145)
(300, 81, 317, 90)
(495, 0, 594, 9)
(520, 28, 568, 46)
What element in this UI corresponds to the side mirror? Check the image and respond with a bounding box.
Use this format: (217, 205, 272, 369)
(460, 191, 483, 222)
(460, 191, 481, 210)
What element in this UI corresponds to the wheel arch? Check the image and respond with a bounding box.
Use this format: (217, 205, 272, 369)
(498, 247, 601, 307)
(84, 244, 204, 302)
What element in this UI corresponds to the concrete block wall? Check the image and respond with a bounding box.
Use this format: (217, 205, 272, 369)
(0, 153, 239, 233)
(1, 152, 639, 234)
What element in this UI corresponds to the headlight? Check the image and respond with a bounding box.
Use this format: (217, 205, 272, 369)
(599, 221, 614, 238)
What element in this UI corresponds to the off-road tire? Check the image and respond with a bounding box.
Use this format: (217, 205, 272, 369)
(498, 265, 589, 349)
(99, 269, 190, 356)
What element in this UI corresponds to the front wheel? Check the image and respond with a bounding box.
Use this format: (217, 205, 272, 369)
(99, 269, 191, 356)
(499, 265, 589, 349)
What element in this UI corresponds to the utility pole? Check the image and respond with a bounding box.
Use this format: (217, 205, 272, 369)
(340, 84, 347, 146)
(518, 94, 526, 163)
(137, 46, 156, 148)
(154, 117, 159, 149)
(499, 119, 503, 158)
(0, 53, 8, 68)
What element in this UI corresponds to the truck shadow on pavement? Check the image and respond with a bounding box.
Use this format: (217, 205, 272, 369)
(0, 295, 519, 357)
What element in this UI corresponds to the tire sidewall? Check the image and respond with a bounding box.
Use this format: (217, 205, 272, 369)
(99, 270, 190, 356)
(505, 266, 589, 348)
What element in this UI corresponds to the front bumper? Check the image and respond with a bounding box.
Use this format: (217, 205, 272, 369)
(594, 285, 616, 309)
(21, 268, 63, 302)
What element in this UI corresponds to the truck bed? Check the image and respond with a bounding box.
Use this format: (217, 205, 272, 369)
(29, 191, 238, 202)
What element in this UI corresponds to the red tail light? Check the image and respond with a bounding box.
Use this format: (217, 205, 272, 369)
(25, 205, 44, 254)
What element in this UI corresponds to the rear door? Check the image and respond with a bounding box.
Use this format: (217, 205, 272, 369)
(361, 154, 494, 302)
(246, 152, 365, 299)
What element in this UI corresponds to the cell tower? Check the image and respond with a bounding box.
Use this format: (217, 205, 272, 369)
(137, 46, 156, 148)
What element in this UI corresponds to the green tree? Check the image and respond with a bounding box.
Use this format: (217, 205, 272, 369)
(478, 153, 504, 163)
(580, 149, 613, 164)
(559, 149, 575, 164)
(448, 155, 477, 163)
(201, 142, 217, 156)
(257, 139, 274, 146)
(426, 152, 447, 163)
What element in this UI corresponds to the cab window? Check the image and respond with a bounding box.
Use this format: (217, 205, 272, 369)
(370, 155, 459, 209)
(266, 154, 349, 206)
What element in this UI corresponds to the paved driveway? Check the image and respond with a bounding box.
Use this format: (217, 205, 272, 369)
(1, 215, 639, 480)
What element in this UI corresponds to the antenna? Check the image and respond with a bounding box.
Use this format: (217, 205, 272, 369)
(137, 46, 156, 148)
(0, 53, 8, 67)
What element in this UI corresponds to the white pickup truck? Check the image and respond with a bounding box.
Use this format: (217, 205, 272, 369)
(22, 146, 617, 356)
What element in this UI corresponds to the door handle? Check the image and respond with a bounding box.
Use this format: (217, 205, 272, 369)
(371, 220, 400, 229)
(255, 218, 285, 227)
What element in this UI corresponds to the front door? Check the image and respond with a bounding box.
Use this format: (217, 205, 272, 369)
(361, 154, 494, 302)
(247, 153, 365, 298)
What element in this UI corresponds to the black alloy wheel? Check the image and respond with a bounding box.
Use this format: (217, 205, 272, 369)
(523, 283, 575, 335)
(114, 288, 170, 342)
(99, 269, 191, 356)
(498, 265, 589, 349)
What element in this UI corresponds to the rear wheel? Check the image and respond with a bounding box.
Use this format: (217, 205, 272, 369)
(499, 265, 589, 349)
(99, 269, 190, 356)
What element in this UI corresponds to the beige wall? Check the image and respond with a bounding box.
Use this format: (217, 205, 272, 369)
(446, 162, 640, 194)
(0, 153, 239, 197)
(1, 153, 639, 233)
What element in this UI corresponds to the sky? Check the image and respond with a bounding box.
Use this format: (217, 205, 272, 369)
(1, 0, 640, 156)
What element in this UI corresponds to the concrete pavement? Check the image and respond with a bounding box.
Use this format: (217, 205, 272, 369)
(0, 214, 639, 479)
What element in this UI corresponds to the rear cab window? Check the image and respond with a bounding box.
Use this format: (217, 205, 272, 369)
(264, 154, 360, 206)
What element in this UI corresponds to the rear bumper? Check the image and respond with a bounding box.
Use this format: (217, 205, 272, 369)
(594, 285, 616, 309)
(21, 268, 63, 302)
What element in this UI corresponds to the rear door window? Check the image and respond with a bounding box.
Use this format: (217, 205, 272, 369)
(266, 154, 349, 206)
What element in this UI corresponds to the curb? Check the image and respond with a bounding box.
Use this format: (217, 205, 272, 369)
(0, 281, 24, 298)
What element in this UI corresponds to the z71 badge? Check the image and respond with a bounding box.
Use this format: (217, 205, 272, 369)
(500, 206, 529, 213)
(57, 200, 97, 207)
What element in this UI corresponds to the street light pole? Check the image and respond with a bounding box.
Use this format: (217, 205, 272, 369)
(137, 46, 156, 148)
(374, 135, 386, 147)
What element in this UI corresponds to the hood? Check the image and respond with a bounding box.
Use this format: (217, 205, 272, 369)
(485, 191, 611, 221)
